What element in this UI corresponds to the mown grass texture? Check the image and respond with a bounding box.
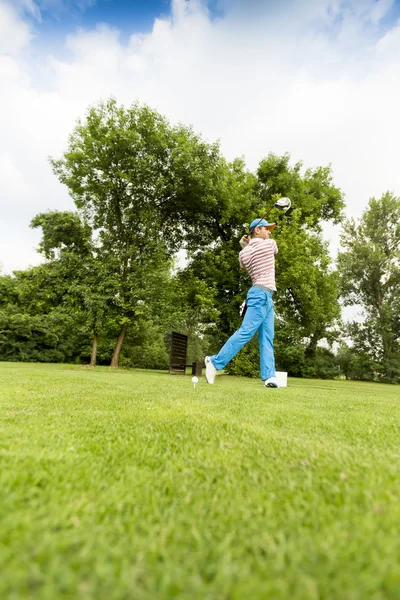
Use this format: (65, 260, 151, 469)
(0, 362, 399, 599)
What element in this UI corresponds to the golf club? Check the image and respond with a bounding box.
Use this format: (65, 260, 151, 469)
(251, 197, 291, 232)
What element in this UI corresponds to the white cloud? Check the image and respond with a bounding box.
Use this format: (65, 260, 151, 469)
(1, 0, 400, 276)
(0, 0, 33, 55)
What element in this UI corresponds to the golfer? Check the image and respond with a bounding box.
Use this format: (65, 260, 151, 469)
(205, 218, 279, 387)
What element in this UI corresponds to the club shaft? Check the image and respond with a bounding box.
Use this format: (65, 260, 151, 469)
(253, 205, 274, 230)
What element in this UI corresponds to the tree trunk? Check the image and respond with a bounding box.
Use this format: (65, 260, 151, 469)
(90, 333, 98, 367)
(305, 327, 324, 360)
(110, 322, 128, 368)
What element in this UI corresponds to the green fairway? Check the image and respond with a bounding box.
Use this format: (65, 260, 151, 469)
(0, 363, 399, 599)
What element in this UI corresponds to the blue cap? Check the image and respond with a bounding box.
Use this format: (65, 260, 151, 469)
(249, 218, 276, 231)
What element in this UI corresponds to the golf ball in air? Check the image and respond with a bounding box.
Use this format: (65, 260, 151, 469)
(192, 376, 199, 384)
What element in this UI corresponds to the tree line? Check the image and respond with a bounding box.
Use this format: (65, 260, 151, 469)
(0, 99, 399, 382)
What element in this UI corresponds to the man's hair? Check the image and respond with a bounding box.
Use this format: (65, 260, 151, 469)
(250, 226, 263, 238)
(251, 225, 270, 238)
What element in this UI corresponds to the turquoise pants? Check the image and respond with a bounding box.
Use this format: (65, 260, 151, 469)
(210, 286, 276, 381)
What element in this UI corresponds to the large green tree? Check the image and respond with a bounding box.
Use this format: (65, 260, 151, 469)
(181, 153, 345, 376)
(51, 98, 226, 367)
(338, 192, 400, 382)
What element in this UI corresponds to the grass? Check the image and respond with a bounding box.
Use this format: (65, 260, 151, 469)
(0, 362, 399, 600)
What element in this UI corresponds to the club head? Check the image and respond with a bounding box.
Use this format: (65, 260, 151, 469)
(274, 197, 291, 212)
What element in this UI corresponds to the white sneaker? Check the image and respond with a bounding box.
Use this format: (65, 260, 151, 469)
(205, 356, 217, 384)
(264, 377, 278, 388)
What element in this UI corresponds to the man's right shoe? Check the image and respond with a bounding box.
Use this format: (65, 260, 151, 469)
(264, 377, 278, 388)
(205, 356, 217, 384)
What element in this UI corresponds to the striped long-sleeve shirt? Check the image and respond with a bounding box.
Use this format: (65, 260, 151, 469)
(239, 238, 278, 290)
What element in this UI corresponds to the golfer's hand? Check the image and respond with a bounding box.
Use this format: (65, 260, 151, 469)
(239, 235, 249, 249)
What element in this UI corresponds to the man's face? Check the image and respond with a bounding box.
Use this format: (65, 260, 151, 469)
(256, 226, 271, 240)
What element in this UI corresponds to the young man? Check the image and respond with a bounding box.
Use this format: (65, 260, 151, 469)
(205, 218, 279, 387)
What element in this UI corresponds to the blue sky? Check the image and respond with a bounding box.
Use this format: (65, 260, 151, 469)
(36, 0, 171, 35)
(26, 0, 224, 47)
(2, 0, 400, 278)
(26, 0, 173, 49)
(23, 0, 400, 57)
(30, 0, 400, 28)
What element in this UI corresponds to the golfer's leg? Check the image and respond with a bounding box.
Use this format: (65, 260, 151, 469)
(258, 295, 276, 381)
(211, 299, 266, 371)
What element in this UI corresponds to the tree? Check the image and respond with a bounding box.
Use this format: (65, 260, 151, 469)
(30, 211, 115, 367)
(180, 153, 345, 376)
(338, 192, 400, 382)
(0, 273, 19, 308)
(336, 342, 379, 382)
(30, 210, 92, 260)
(1, 208, 202, 368)
(0, 302, 88, 364)
(50, 98, 226, 367)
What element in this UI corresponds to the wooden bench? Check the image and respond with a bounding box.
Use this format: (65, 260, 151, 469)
(168, 332, 203, 376)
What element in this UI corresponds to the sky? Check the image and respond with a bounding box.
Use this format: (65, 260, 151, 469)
(1, 0, 400, 280)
